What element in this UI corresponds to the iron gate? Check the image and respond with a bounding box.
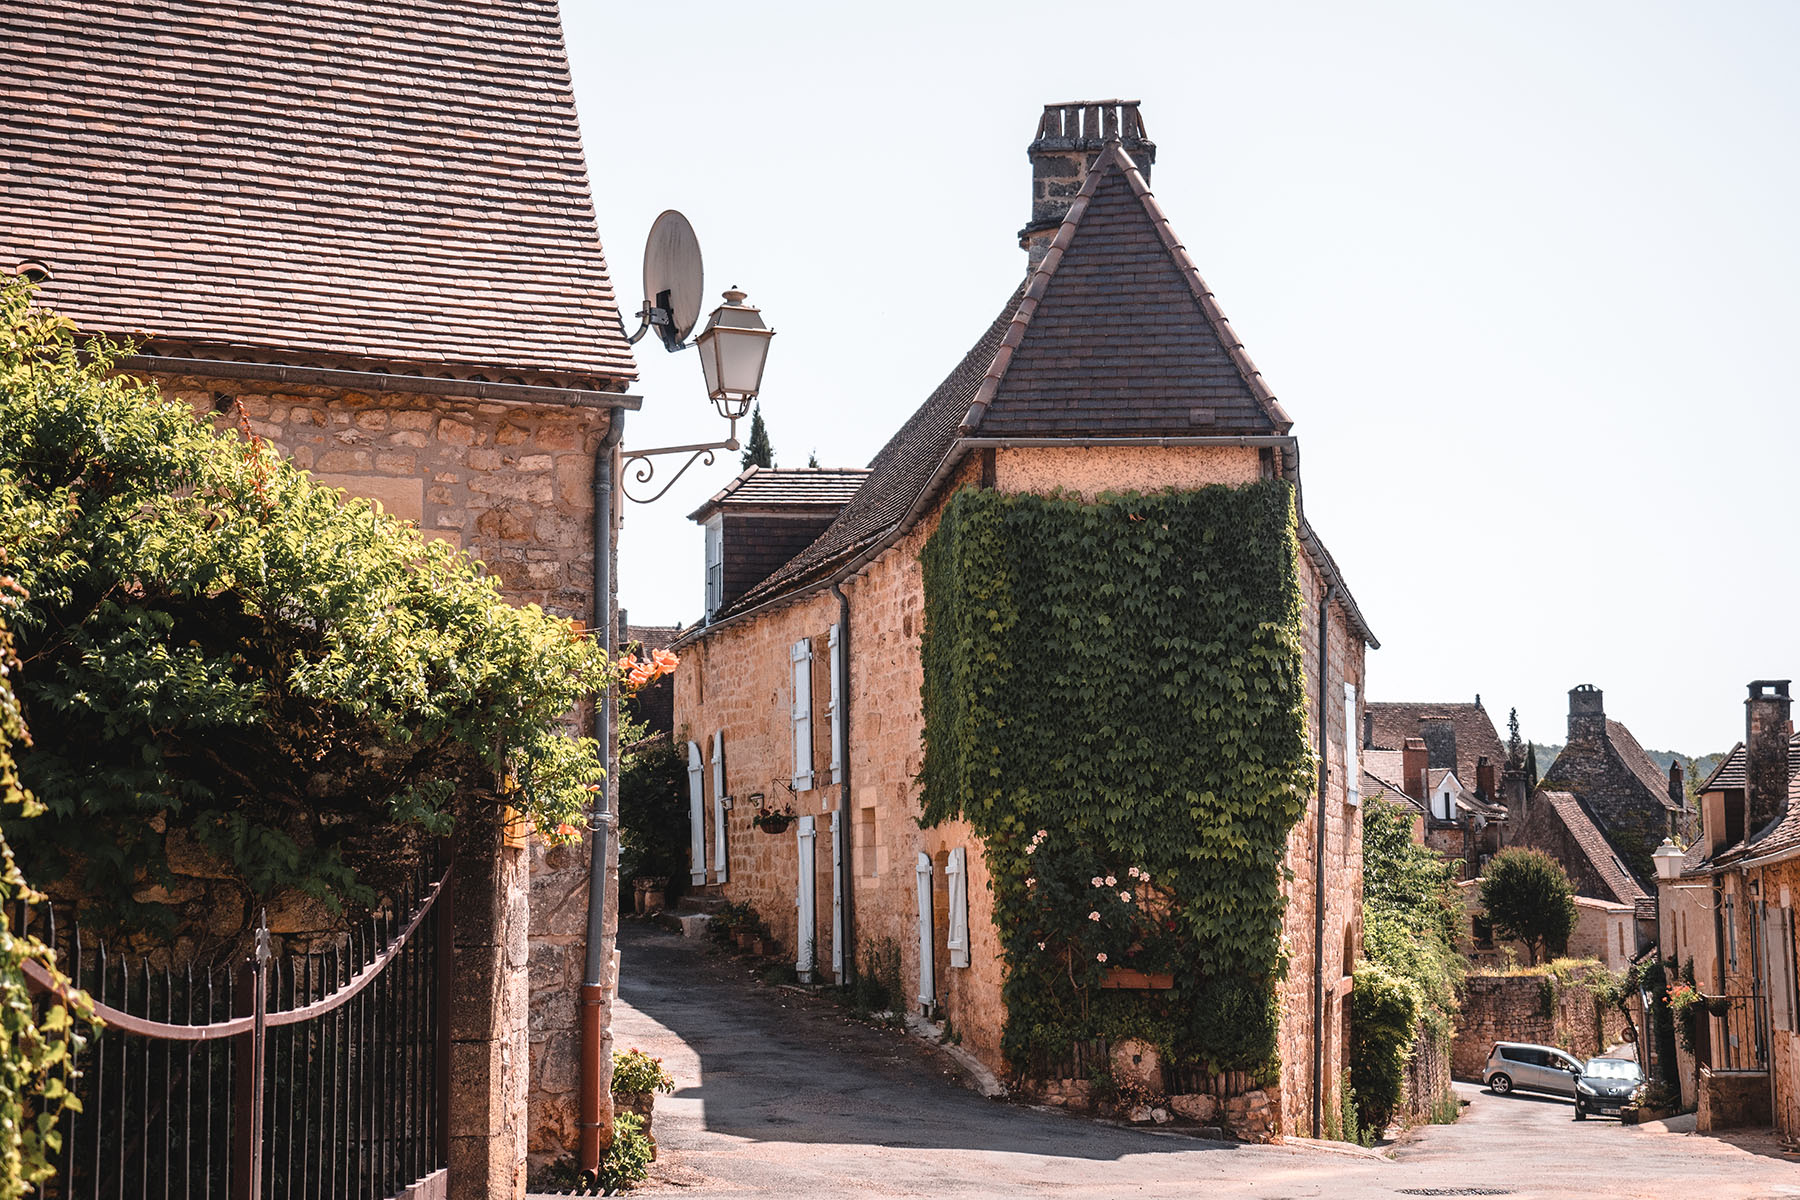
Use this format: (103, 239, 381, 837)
(21, 860, 452, 1200)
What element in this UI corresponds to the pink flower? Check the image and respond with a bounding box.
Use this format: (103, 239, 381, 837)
(1025, 844, 1037, 855)
(1119, 891, 1132, 903)
(1026, 877, 1037, 888)
(1096, 953, 1108, 963)
(1037, 942, 1046, 951)
(1088, 911, 1101, 922)
(1091, 876, 1105, 887)
(1035, 829, 1048, 840)
(1104, 875, 1117, 887)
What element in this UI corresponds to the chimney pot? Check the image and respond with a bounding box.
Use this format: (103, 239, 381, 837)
(1020, 99, 1155, 269)
(1402, 737, 1429, 804)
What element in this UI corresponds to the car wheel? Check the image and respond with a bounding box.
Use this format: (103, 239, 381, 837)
(1489, 1073, 1512, 1095)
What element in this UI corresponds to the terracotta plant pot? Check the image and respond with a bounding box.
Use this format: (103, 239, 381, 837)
(735, 931, 755, 951)
(631, 878, 650, 915)
(641, 877, 667, 911)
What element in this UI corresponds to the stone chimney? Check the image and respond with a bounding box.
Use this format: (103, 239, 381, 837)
(1746, 679, 1792, 835)
(1476, 756, 1495, 802)
(1667, 758, 1685, 819)
(1403, 737, 1429, 802)
(1567, 684, 1606, 744)
(1021, 100, 1155, 269)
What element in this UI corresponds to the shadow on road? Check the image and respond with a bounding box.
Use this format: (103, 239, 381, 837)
(615, 919, 1243, 1161)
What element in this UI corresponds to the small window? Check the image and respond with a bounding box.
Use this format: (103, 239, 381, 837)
(703, 516, 724, 619)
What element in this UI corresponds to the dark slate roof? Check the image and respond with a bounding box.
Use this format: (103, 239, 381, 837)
(1364, 701, 1508, 795)
(959, 148, 1289, 438)
(0, 0, 634, 383)
(687, 467, 871, 521)
(1540, 791, 1647, 906)
(717, 285, 1026, 614)
(694, 144, 1373, 648)
(1606, 720, 1681, 812)
(624, 625, 682, 651)
(1697, 735, 1800, 792)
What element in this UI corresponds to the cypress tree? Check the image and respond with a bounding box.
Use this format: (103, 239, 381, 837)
(741, 404, 774, 469)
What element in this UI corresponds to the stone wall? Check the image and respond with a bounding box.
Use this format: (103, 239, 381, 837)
(1451, 968, 1630, 1080)
(1697, 1068, 1772, 1131)
(145, 367, 617, 1169)
(1400, 1023, 1453, 1125)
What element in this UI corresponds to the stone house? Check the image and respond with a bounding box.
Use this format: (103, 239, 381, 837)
(1524, 686, 1689, 888)
(670, 101, 1376, 1140)
(1658, 680, 1800, 1134)
(1361, 700, 1512, 878)
(2, 2, 639, 1190)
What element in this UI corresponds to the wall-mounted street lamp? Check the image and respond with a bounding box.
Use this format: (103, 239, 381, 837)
(617, 212, 775, 503)
(581, 210, 771, 1175)
(1653, 838, 1686, 882)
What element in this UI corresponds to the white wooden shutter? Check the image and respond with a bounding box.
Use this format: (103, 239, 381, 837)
(947, 846, 969, 968)
(830, 810, 845, 982)
(791, 637, 814, 791)
(828, 624, 843, 785)
(1768, 905, 1796, 1033)
(915, 852, 936, 1010)
(1344, 682, 1360, 806)
(796, 816, 817, 981)
(685, 740, 706, 885)
(711, 730, 729, 884)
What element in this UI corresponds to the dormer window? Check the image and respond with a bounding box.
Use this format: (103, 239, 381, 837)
(688, 466, 869, 622)
(1433, 788, 1455, 822)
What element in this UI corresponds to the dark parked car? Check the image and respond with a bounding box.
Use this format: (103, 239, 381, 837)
(1482, 1042, 1584, 1098)
(1573, 1056, 1643, 1120)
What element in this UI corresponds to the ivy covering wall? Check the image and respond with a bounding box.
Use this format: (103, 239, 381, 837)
(919, 481, 1314, 1075)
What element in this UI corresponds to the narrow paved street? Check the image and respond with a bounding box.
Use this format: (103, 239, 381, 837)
(566, 922, 1799, 1199)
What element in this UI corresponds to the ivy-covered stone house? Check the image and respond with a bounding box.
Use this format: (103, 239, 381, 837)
(670, 101, 1376, 1140)
(2, 1, 636, 1189)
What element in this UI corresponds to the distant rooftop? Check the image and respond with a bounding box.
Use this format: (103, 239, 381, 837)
(688, 467, 870, 521)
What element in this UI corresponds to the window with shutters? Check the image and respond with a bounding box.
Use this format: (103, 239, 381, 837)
(711, 730, 729, 884)
(946, 846, 970, 968)
(828, 624, 843, 785)
(703, 516, 724, 620)
(791, 637, 814, 791)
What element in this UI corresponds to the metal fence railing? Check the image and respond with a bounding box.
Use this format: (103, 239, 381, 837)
(1703, 994, 1768, 1073)
(19, 859, 451, 1200)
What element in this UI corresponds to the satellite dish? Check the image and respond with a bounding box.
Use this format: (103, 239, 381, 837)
(642, 211, 703, 351)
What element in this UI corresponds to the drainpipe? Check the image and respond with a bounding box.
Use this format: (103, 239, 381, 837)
(580, 411, 625, 1171)
(830, 581, 855, 982)
(1312, 583, 1336, 1139)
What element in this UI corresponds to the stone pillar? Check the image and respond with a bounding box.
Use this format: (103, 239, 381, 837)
(448, 806, 530, 1200)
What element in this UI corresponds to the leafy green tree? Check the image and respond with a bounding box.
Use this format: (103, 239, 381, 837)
(0, 280, 609, 933)
(1478, 848, 1577, 965)
(0, 560, 93, 1195)
(1507, 707, 1523, 770)
(740, 404, 774, 469)
(1354, 800, 1462, 1131)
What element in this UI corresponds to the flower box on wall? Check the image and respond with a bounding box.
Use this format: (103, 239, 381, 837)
(1099, 968, 1175, 990)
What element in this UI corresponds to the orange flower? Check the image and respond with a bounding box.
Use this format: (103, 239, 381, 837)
(555, 822, 580, 840)
(651, 647, 679, 675)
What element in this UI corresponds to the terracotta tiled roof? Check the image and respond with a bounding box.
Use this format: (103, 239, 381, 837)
(698, 144, 1372, 647)
(687, 467, 871, 521)
(0, 0, 633, 382)
(1364, 701, 1507, 795)
(1633, 896, 1658, 922)
(1539, 791, 1647, 906)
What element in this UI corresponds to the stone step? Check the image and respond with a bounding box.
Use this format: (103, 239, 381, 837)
(653, 911, 714, 939)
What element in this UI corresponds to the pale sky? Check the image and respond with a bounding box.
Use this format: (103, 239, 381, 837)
(562, 1, 1800, 755)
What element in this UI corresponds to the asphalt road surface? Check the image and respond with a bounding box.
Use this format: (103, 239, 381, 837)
(549, 922, 1800, 1200)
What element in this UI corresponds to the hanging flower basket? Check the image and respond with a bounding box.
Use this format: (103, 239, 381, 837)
(1099, 967, 1175, 990)
(753, 805, 797, 834)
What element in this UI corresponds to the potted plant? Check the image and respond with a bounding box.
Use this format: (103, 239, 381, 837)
(752, 801, 797, 834)
(639, 875, 669, 912)
(611, 1048, 675, 1157)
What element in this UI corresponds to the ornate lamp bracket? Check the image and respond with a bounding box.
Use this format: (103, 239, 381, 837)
(619, 418, 740, 505)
